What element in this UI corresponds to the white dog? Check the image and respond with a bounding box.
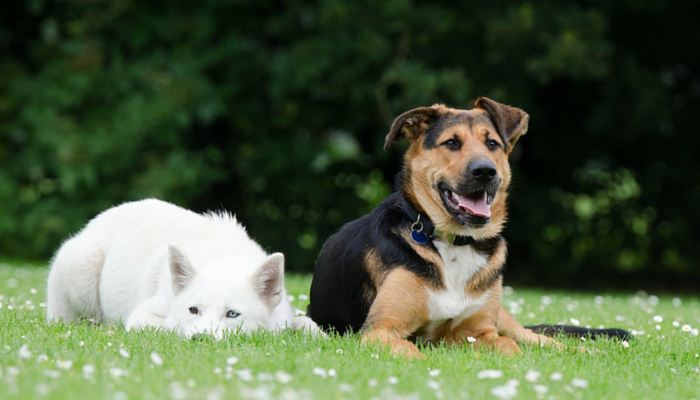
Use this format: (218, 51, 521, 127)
(46, 199, 318, 338)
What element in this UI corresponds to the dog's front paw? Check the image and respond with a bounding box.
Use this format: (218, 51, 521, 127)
(390, 340, 425, 360)
(291, 316, 327, 337)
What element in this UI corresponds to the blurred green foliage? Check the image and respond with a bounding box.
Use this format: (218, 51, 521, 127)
(1, 0, 698, 289)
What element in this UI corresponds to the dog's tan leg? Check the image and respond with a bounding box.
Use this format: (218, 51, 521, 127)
(496, 306, 568, 350)
(443, 294, 522, 357)
(361, 268, 429, 360)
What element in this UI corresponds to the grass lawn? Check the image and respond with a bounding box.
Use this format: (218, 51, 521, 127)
(0, 261, 698, 400)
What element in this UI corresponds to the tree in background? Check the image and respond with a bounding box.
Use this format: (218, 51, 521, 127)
(1, 0, 698, 290)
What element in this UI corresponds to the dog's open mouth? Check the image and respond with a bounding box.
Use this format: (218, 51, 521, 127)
(440, 186, 494, 218)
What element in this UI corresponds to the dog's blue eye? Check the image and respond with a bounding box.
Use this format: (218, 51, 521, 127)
(226, 310, 240, 319)
(442, 139, 461, 150)
(189, 307, 199, 315)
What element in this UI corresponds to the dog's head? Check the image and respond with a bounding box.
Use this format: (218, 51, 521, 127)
(385, 97, 529, 238)
(164, 245, 287, 339)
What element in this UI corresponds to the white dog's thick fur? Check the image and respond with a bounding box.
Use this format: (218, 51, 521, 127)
(46, 199, 318, 338)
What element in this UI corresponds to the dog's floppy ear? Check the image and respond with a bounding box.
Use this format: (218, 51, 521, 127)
(252, 253, 285, 309)
(384, 106, 442, 151)
(169, 245, 195, 295)
(475, 97, 529, 152)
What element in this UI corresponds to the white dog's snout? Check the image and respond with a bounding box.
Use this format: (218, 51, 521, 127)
(185, 322, 227, 340)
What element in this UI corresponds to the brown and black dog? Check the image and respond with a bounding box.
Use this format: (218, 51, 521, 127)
(308, 98, 627, 359)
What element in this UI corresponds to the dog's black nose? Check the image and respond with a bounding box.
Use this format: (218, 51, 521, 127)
(468, 159, 497, 182)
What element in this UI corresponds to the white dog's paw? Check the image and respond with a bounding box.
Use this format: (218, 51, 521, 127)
(291, 316, 327, 338)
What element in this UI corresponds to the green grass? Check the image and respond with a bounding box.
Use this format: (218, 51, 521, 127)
(1, 262, 699, 400)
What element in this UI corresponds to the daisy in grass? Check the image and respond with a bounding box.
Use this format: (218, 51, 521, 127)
(477, 370, 503, 379)
(56, 360, 73, 370)
(150, 352, 164, 366)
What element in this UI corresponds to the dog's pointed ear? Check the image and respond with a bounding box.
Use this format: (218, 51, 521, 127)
(169, 245, 194, 295)
(252, 253, 285, 309)
(384, 106, 442, 151)
(475, 97, 529, 152)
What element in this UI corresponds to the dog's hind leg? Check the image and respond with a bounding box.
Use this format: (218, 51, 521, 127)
(46, 237, 105, 323)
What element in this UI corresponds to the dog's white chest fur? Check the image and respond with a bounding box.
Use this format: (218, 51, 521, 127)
(426, 242, 490, 327)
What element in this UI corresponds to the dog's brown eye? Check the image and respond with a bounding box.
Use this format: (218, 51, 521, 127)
(442, 139, 461, 150)
(487, 139, 501, 150)
(189, 307, 199, 315)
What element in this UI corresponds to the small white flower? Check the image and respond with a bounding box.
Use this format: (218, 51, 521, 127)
(673, 321, 680, 327)
(79, 341, 85, 347)
(681, 324, 692, 332)
(213, 367, 222, 374)
(37, 354, 49, 362)
(119, 348, 130, 358)
(150, 352, 163, 366)
(615, 315, 626, 321)
(387, 376, 399, 385)
(655, 325, 661, 331)
(339, 383, 353, 392)
(226, 356, 238, 365)
(550, 372, 563, 381)
(477, 369, 504, 379)
(83, 364, 96, 378)
(7, 366, 20, 376)
(692, 328, 699, 336)
(7, 305, 14, 310)
(622, 341, 630, 348)
(45, 370, 61, 378)
(571, 378, 589, 388)
(39, 302, 46, 308)
(312, 367, 327, 378)
(570, 318, 580, 326)
(427, 380, 440, 390)
(672, 297, 682, 307)
(466, 336, 477, 343)
(652, 315, 663, 323)
(56, 360, 73, 370)
(257, 373, 274, 381)
(429, 369, 441, 377)
(368, 379, 378, 387)
(287, 295, 296, 302)
(335, 349, 344, 355)
(236, 369, 253, 381)
(370, 354, 379, 359)
(525, 370, 540, 382)
(18, 344, 31, 359)
(30, 288, 37, 295)
(328, 369, 337, 377)
(540, 296, 553, 305)
(298, 294, 308, 301)
(275, 371, 293, 384)
(294, 308, 306, 316)
(533, 384, 549, 395)
(109, 368, 128, 378)
(490, 384, 518, 399)
(648, 295, 659, 305)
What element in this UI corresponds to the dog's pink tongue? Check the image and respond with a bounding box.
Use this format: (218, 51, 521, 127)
(457, 194, 491, 217)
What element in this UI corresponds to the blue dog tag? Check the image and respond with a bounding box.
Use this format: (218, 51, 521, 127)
(411, 229, 429, 245)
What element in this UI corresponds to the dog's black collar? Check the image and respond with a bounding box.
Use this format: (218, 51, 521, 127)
(403, 201, 476, 246)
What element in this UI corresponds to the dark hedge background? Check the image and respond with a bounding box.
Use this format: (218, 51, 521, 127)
(1, 0, 698, 291)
